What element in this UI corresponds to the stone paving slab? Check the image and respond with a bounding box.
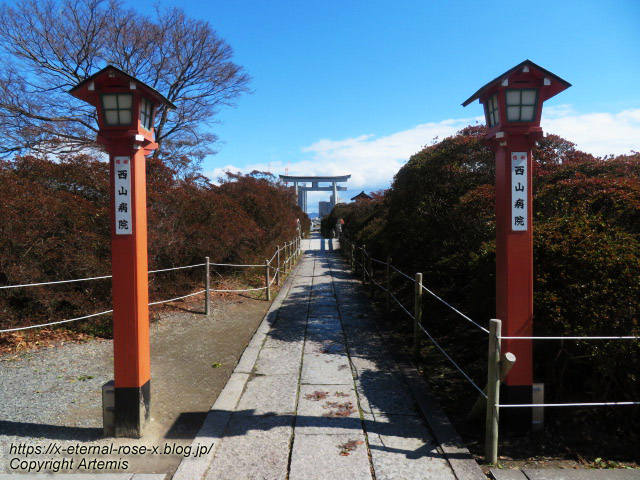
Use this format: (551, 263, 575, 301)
(235, 374, 298, 415)
(365, 413, 457, 480)
(254, 346, 302, 375)
(296, 384, 361, 435)
(204, 415, 292, 480)
(304, 332, 347, 355)
(490, 470, 528, 480)
(289, 433, 371, 480)
(0, 476, 166, 480)
(355, 372, 419, 415)
(301, 352, 353, 385)
(522, 469, 640, 479)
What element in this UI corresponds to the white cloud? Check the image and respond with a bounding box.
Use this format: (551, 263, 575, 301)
(205, 108, 639, 204)
(542, 108, 640, 157)
(296, 117, 482, 191)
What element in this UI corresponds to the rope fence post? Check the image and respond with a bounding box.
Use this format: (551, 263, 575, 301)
(485, 318, 502, 465)
(362, 245, 366, 284)
(276, 246, 281, 286)
(369, 256, 374, 299)
(386, 255, 391, 320)
(413, 272, 423, 359)
(205, 257, 210, 316)
(265, 260, 271, 301)
(351, 243, 355, 271)
(284, 242, 289, 273)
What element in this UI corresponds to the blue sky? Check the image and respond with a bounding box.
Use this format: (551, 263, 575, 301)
(165, 0, 639, 211)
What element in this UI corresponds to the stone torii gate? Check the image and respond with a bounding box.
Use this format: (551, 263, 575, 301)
(279, 174, 351, 213)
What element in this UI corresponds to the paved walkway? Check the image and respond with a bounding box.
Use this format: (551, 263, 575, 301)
(173, 233, 483, 480)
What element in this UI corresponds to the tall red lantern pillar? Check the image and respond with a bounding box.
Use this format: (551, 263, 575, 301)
(70, 66, 175, 437)
(463, 60, 570, 431)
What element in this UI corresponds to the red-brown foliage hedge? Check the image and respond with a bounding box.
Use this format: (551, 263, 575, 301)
(0, 155, 307, 333)
(331, 128, 640, 435)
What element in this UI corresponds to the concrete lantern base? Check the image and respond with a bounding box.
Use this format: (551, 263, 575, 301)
(113, 380, 151, 438)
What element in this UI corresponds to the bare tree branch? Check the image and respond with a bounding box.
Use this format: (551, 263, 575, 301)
(0, 0, 250, 166)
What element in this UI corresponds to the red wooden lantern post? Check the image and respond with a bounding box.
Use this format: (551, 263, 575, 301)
(463, 60, 570, 431)
(70, 66, 175, 437)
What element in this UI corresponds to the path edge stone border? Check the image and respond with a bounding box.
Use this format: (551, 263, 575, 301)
(172, 255, 305, 480)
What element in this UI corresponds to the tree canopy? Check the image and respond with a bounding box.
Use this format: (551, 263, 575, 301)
(0, 0, 251, 171)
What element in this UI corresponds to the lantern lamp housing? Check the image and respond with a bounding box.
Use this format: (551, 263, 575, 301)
(69, 65, 176, 148)
(463, 60, 571, 140)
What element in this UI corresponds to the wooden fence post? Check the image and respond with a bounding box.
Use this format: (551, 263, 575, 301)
(351, 244, 355, 270)
(386, 255, 391, 320)
(413, 272, 422, 358)
(276, 247, 281, 286)
(205, 256, 210, 316)
(369, 256, 374, 298)
(485, 319, 502, 465)
(265, 260, 271, 301)
(362, 245, 366, 284)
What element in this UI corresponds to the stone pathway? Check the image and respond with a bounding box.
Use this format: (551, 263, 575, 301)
(173, 233, 481, 480)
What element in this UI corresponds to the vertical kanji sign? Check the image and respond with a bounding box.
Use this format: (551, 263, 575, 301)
(114, 157, 132, 235)
(511, 152, 528, 231)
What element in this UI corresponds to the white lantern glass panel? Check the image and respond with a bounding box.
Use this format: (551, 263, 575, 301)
(103, 94, 118, 109)
(140, 97, 154, 131)
(521, 106, 535, 121)
(507, 106, 520, 121)
(101, 93, 133, 126)
(119, 110, 132, 125)
(506, 90, 521, 105)
(118, 94, 132, 108)
(522, 90, 536, 105)
(105, 111, 118, 125)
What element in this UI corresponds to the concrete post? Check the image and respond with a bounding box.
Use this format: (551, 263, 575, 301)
(369, 256, 374, 299)
(205, 257, 210, 316)
(351, 244, 355, 270)
(386, 255, 391, 320)
(265, 260, 271, 301)
(276, 247, 281, 286)
(413, 273, 422, 359)
(485, 319, 502, 465)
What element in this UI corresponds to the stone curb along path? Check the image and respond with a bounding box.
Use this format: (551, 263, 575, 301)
(173, 235, 484, 480)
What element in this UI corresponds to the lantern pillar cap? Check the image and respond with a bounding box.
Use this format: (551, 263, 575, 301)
(462, 59, 570, 107)
(69, 65, 176, 111)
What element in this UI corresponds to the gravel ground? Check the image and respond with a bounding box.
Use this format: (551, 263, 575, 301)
(0, 295, 269, 477)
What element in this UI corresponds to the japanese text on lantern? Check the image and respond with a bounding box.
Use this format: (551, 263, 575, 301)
(114, 156, 132, 235)
(511, 152, 528, 231)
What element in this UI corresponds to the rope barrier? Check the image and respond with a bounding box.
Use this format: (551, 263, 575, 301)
(390, 264, 415, 282)
(0, 275, 112, 290)
(370, 257, 387, 265)
(371, 278, 387, 292)
(209, 286, 267, 293)
(1, 239, 299, 333)
(268, 249, 279, 265)
(149, 263, 206, 274)
(498, 401, 640, 408)
(148, 290, 206, 306)
(210, 262, 264, 268)
(420, 284, 490, 334)
(0, 310, 114, 333)
(418, 323, 487, 398)
(389, 291, 414, 319)
(500, 335, 640, 341)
